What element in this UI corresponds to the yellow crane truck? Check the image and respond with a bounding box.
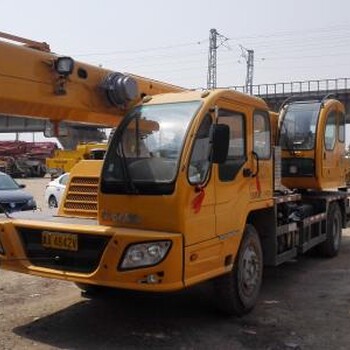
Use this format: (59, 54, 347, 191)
(0, 33, 349, 316)
(46, 142, 108, 176)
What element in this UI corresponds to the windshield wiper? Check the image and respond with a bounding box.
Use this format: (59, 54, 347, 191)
(117, 141, 138, 194)
(112, 111, 140, 194)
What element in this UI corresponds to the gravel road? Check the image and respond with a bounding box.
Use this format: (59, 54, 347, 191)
(1, 177, 350, 350)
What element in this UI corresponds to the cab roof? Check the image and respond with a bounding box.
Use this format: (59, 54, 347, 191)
(142, 89, 269, 111)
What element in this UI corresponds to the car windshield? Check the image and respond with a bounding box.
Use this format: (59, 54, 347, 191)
(279, 102, 321, 151)
(0, 174, 20, 190)
(102, 101, 201, 194)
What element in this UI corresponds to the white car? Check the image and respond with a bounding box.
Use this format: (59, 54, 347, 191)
(44, 173, 69, 208)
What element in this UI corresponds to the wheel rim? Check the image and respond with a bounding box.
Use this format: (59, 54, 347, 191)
(239, 243, 261, 298)
(49, 197, 57, 208)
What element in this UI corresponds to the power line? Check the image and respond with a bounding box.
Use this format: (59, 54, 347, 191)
(224, 23, 350, 42)
(74, 23, 350, 88)
(72, 23, 350, 61)
(73, 40, 208, 57)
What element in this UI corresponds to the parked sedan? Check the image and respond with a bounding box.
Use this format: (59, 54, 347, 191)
(45, 173, 69, 208)
(0, 172, 37, 213)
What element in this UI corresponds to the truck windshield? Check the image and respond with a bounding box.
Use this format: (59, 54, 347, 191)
(101, 101, 201, 195)
(279, 102, 321, 151)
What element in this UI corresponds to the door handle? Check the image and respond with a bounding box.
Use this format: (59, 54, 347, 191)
(243, 168, 253, 177)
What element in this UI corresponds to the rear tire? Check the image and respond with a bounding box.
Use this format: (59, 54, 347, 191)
(318, 203, 342, 257)
(215, 224, 263, 316)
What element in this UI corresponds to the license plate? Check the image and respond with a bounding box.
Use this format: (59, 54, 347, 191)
(42, 231, 78, 251)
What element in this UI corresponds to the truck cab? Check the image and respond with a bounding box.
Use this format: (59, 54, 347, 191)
(279, 98, 346, 190)
(1, 89, 348, 317)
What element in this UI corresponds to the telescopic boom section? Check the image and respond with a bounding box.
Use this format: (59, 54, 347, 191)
(0, 33, 185, 129)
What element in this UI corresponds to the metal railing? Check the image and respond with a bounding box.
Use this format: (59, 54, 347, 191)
(229, 78, 350, 97)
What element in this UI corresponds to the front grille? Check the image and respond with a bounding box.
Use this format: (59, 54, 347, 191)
(68, 185, 97, 193)
(64, 202, 97, 211)
(62, 176, 99, 218)
(17, 227, 110, 273)
(1, 201, 27, 212)
(65, 194, 97, 202)
(72, 177, 98, 185)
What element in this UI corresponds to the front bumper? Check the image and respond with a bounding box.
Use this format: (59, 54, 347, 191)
(0, 217, 184, 292)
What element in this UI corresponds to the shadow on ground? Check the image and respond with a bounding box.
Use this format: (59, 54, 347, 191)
(14, 235, 350, 350)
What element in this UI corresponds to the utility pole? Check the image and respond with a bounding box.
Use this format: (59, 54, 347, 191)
(207, 29, 218, 90)
(240, 46, 254, 94)
(207, 28, 229, 89)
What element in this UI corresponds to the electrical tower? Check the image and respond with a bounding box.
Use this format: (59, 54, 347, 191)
(240, 46, 254, 94)
(207, 29, 218, 89)
(207, 28, 229, 89)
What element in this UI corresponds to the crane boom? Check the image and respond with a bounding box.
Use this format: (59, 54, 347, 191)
(0, 33, 185, 130)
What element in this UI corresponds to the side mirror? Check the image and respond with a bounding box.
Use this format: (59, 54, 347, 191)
(211, 124, 229, 164)
(19, 184, 26, 189)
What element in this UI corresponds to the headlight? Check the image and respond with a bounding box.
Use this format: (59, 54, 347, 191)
(119, 241, 172, 271)
(27, 198, 37, 209)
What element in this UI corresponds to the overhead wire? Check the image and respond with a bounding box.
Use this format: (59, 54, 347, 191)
(73, 39, 208, 58)
(76, 22, 350, 87)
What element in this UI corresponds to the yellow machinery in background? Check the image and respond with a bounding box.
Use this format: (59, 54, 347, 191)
(46, 143, 107, 175)
(279, 98, 346, 190)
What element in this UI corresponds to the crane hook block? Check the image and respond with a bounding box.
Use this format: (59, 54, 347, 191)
(101, 72, 139, 106)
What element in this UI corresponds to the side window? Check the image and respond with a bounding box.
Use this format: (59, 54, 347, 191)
(254, 111, 271, 159)
(188, 114, 213, 184)
(218, 109, 246, 182)
(325, 111, 336, 150)
(339, 112, 345, 143)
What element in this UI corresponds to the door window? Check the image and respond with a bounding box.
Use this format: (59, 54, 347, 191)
(325, 111, 336, 151)
(188, 114, 213, 184)
(253, 111, 271, 159)
(218, 109, 246, 181)
(339, 112, 345, 143)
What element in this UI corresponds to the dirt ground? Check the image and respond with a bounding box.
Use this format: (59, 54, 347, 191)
(1, 178, 350, 350)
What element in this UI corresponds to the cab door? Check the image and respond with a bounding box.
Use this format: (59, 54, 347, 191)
(214, 102, 273, 237)
(321, 108, 346, 188)
(250, 110, 273, 201)
(214, 100, 250, 237)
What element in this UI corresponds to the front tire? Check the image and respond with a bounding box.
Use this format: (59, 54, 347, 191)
(215, 224, 263, 316)
(48, 195, 58, 208)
